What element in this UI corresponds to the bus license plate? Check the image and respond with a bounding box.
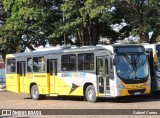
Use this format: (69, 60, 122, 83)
(134, 92, 141, 95)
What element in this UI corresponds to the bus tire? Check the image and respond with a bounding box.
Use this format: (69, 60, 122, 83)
(85, 85, 97, 102)
(30, 85, 46, 100)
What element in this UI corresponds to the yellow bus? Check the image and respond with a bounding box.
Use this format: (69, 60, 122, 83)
(6, 45, 150, 102)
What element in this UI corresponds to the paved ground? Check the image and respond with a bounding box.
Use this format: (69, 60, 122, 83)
(0, 91, 160, 118)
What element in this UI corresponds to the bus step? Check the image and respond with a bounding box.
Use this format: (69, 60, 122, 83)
(49, 94, 58, 96)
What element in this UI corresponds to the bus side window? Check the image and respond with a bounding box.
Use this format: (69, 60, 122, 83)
(33, 66, 39, 72)
(78, 53, 94, 71)
(27, 57, 32, 72)
(27, 66, 32, 72)
(33, 57, 45, 72)
(6, 59, 16, 73)
(61, 54, 76, 71)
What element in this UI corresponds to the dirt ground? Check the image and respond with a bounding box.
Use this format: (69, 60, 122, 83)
(0, 91, 160, 118)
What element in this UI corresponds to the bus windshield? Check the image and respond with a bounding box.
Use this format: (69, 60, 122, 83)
(115, 54, 149, 79)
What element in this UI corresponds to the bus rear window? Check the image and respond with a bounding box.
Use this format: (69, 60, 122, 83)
(6, 59, 16, 73)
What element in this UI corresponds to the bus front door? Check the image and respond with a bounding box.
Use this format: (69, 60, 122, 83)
(18, 62, 26, 93)
(97, 56, 110, 95)
(48, 60, 57, 93)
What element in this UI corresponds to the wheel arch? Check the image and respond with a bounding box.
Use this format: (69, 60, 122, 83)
(29, 82, 37, 94)
(83, 82, 95, 97)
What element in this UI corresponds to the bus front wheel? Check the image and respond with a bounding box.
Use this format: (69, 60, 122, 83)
(85, 85, 97, 102)
(30, 85, 45, 100)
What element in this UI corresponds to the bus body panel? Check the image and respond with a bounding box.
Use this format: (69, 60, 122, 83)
(57, 72, 96, 96)
(155, 71, 160, 90)
(25, 73, 33, 94)
(32, 73, 49, 94)
(104, 45, 151, 97)
(6, 74, 20, 93)
(5, 44, 151, 100)
(119, 78, 150, 96)
(143, 44, 160, 91)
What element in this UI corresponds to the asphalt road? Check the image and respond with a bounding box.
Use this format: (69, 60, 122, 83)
(0, 91, 160, 118)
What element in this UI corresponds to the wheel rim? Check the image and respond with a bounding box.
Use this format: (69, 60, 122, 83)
(32, 87, 38, 98)
(87, 89, 95, 101)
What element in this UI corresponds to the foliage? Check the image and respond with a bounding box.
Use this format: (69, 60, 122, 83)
(0, 0, 160, 61)
(1, 0, 61, 47)
(50, 0, 119, 45)
(113, 0, 160, 43)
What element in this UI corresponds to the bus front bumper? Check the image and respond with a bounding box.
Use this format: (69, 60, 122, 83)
(120, 87, 150, 96)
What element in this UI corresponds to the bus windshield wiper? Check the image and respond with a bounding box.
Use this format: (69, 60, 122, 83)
(123, 54, 139, 78)
(123, 54, 135, 70)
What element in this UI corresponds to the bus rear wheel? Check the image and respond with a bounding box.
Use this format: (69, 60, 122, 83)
(85, 85, 97, 102)
(30, 85, 46, 100)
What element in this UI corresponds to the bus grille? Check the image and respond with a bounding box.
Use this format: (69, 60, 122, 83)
(128, 89, 146, 95)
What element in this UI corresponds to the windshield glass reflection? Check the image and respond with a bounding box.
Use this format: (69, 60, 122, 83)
(115, 54, 149, 79)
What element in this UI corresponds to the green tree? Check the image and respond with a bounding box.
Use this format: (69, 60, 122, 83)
(3, 0, 62, 47)
(1, 0, 160, 62)
(113, 0, 160, 43)
(0, 0, 13, 61)
(0, 0, 62, 61)
(51, 0, 120, 46)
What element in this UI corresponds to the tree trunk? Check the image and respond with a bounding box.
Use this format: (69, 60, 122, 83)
(86, 14, 92, 45)
(77, 24, 85, 46)
(138, 0, 148, 43)
(92, 18, 99, 45)
(150, 31, 159, 44)
(139, 32, 149, 43)
(1, 51, 6, 63)
(81, 25, 85, 46)
(87, 22, 92, 45)
(77, 30, 81, 45)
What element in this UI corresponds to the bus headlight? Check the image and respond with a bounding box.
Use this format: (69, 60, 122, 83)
(116, 79, 125, 88)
